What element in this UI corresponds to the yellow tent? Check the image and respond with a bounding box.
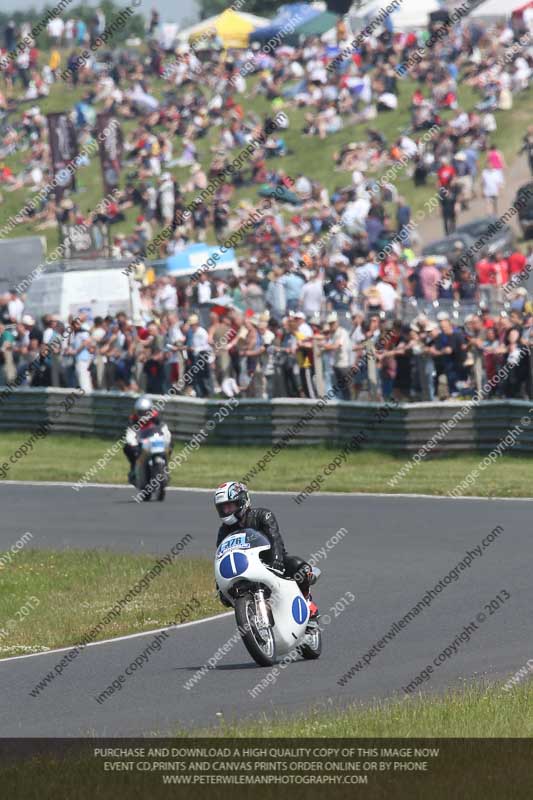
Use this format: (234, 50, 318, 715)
(189, 9, 257, 50)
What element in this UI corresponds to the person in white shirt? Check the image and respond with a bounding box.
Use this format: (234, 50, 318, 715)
(164, 312, 185, 386)
(47, 17, 64, 45)
(188, 314, 212, 397)
(156, 277, 178, 313)
(481, 166, 504, 214)
(375, 278, 398, 314)
(299, 270, 324, 318)
(7, 292, 24, 323)
(196, 273, 212, 304)
(322, 312, 352, 400)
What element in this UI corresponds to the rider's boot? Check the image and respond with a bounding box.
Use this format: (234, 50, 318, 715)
(307, 596, 319, 620)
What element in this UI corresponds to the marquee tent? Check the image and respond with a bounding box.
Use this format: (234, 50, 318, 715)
(164, 244, 238, 279)
(179, 9, 270, 49)
(388, 0, 440, 31)
(292, 10, 339, 40)
(470, 0, 533, 19)
(250, 3, 321, 44)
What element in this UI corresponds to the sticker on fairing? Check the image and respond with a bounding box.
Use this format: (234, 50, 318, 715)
(216, 533, 250, 559)
(292, 596, 308, 625)
(219, 552, 249, 579)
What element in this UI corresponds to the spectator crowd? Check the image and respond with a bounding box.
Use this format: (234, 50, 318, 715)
(1, 5, 533, 401)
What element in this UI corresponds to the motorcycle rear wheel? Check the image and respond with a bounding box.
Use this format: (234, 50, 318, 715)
(234, 593, 276, 667)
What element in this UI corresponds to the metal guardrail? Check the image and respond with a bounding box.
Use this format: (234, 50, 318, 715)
(1, 388, 533, 453)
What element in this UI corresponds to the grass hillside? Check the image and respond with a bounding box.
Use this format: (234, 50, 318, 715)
(2, 49, 532, 253)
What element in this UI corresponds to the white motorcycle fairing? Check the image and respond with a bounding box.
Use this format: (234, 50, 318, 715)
(214, 529, 311, 656)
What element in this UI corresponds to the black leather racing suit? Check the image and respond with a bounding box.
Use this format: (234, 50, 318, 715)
(217, 507, 311, 595)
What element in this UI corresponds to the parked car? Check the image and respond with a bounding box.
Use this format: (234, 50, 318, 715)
(455, 216, 515, 257)
(515, 182, 533, 238)
(421, 232, 476, 270)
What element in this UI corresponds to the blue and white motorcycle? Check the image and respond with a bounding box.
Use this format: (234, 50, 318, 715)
(135, 425, 170, 502)
(214, 528, 322, 667)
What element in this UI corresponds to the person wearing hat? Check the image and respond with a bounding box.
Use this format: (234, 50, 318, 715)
(290, 311, 316, 398)
(452, 151, 473, 208)
(327, 274, 354, 313)
(321, 312, 352, 401)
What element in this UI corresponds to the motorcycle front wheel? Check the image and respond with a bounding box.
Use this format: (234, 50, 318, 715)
(154, 457, 167, 502)
(234, 592, 276, 667)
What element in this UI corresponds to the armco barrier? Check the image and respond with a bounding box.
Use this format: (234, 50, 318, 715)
(1, 389, 533, 452)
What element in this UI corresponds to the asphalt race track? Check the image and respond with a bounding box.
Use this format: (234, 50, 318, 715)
(0, 482, 531, 736)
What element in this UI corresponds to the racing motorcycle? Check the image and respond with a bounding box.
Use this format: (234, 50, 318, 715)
(214, 528, 322, 667)
(135, 425, 169, 502)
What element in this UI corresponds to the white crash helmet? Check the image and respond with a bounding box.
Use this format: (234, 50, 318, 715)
(134, 395, 153, 415)
(214, 481, 250, 525)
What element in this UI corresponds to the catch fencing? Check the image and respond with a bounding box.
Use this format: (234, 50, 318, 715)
(2, 388, 533, 452)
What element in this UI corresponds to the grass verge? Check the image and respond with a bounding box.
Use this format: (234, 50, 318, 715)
(200, 682, 533, 737)
(1, 431, 532, 498)
(0, 684, 531, 799)
(0, 548, 221, 658)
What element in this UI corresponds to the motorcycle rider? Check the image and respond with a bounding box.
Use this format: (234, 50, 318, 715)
(124, 395, 171, 484)
(214, 481, 319, 618)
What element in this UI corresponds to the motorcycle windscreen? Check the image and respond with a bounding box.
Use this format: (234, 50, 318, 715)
(216, 528, 270, 560)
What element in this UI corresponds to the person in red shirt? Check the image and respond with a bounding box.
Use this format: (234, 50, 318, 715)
(480, 306, 495, 329)
(508, 250, 527, 277)
(379, 256, 401, 288)
(475, 257, 496, 285)
(492, 252, 509, 287)
(0, 162, 16, 185)
(476, 257, 497, 306)
(437, 157, 456, 188)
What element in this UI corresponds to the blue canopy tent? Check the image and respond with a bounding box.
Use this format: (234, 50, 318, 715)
(250, 3, 321, 46)
(164, 243, 238, 279)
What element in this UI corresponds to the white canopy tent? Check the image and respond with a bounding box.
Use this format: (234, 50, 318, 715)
(470, 0, 525, 20)
(389, 0, 441, 31)
(349, 0, 440, 34)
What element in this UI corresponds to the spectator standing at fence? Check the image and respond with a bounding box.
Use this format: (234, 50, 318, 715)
(464, 313, 485, 395)
(503, 328, 528, 398)
(322, 312, 352, 401)
(70, 316, 93, 395)
(187, 313, 212, 398)
(433, 316, 465, 398)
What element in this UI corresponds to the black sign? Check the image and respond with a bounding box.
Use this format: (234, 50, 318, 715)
(46, 112, 78, 202)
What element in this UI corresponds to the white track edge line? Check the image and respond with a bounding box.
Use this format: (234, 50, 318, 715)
(0, 611, 233, 664)
(1, 479, 532, 502)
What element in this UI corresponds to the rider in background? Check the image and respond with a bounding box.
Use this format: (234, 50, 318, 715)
(124, 395, 171, 484)
(214, 481, 319, 618)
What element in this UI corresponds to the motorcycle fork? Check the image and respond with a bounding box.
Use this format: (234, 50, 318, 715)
(254, 589, 272, 628)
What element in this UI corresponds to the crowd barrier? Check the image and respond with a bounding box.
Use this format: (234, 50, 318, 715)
(2, 388, 533, 452)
